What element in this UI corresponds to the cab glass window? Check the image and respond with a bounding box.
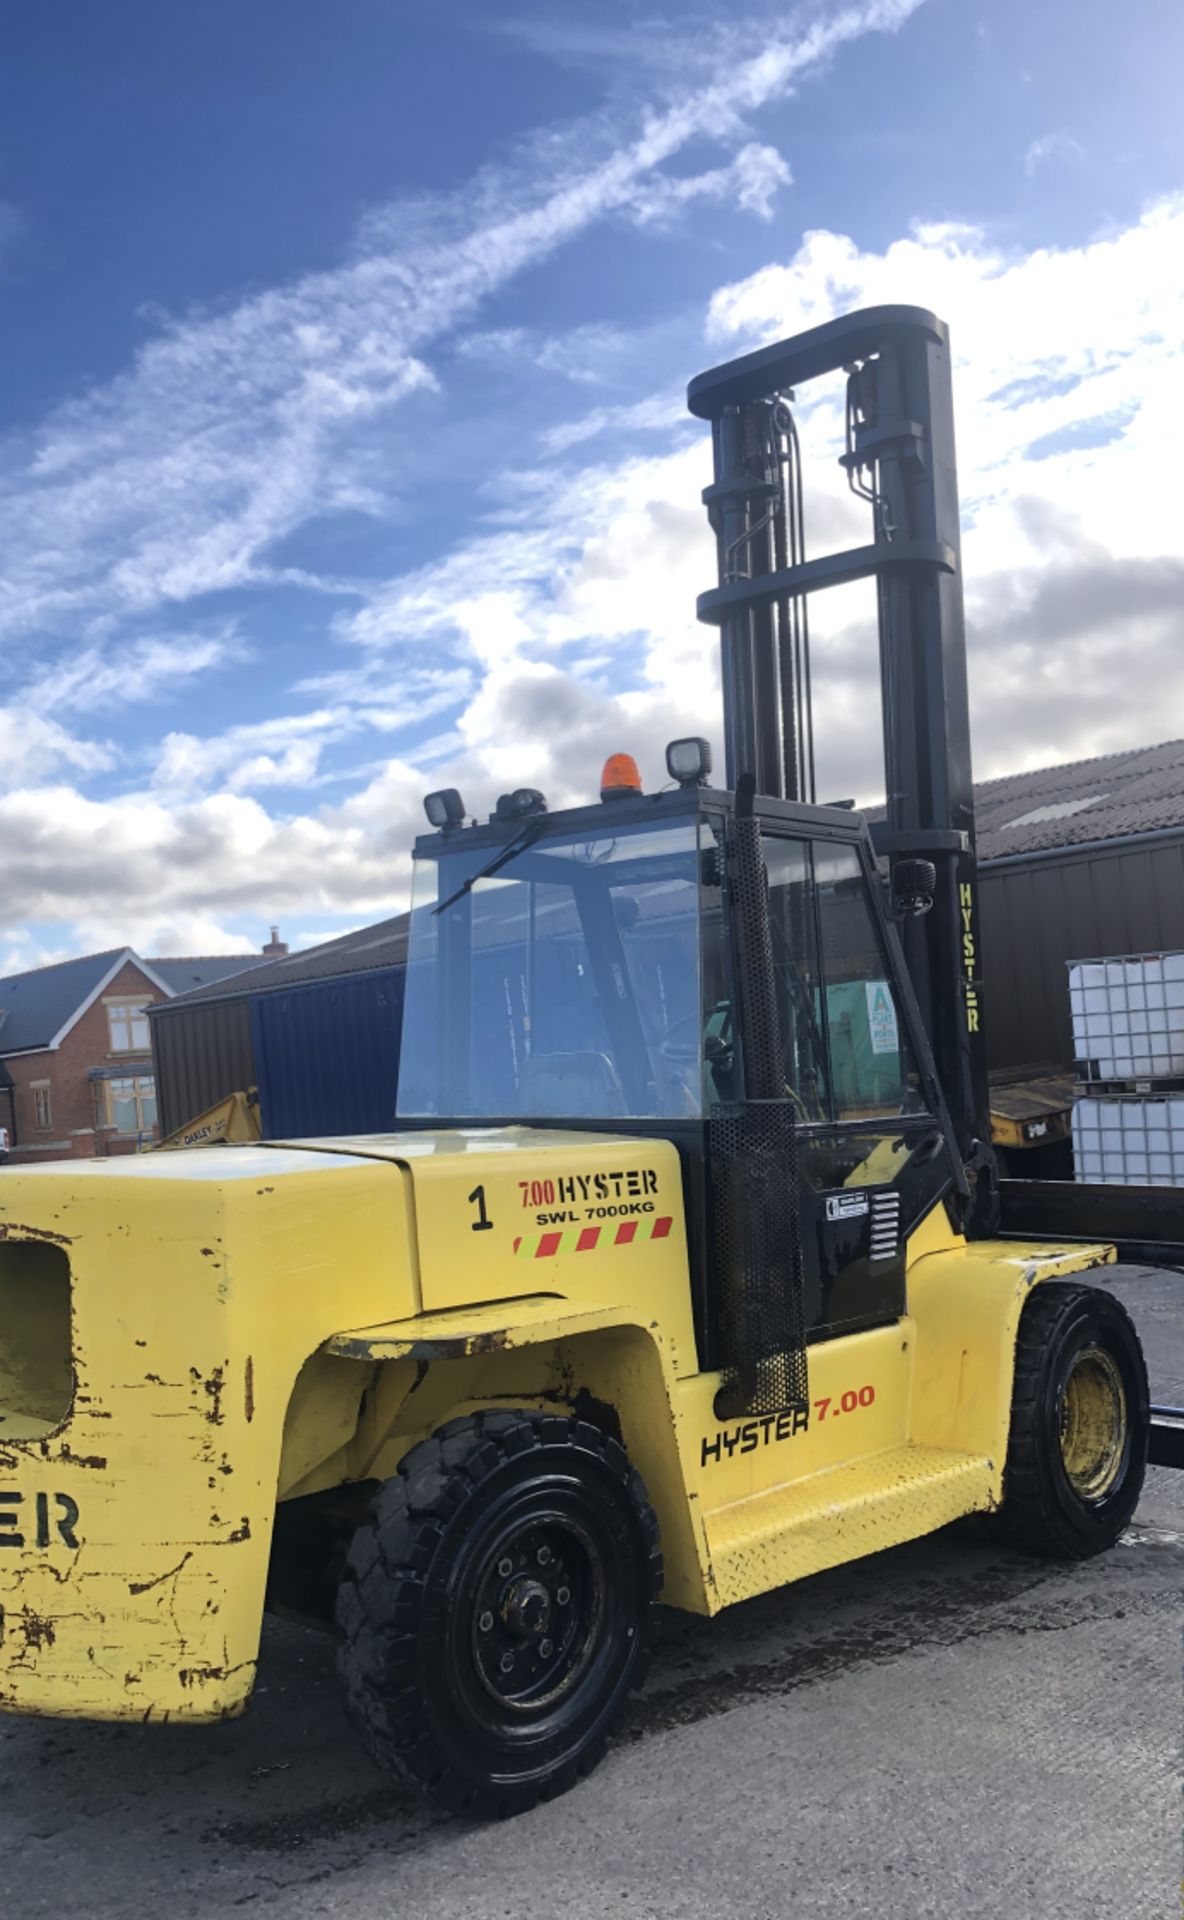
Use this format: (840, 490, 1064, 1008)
(812, 841, 926, 1118)
(762, 835, 828, 1121)
(398, 818, 705, 1121)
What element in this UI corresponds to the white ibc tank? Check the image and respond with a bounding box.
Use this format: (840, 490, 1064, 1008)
(1073, 1093, 1184, 1186)
(1068, 953, 1184, 1081)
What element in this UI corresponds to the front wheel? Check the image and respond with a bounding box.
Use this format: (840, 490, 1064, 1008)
(997, 1281, 1149, 1558)
(335, 1409, 662, 1816)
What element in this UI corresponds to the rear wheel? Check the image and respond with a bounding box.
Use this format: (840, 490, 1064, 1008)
(998, 1281, 1148, 1558)
(335, 1409, 661, 1816)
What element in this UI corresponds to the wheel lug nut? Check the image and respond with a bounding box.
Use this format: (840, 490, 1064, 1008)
(478, 1610, 494, 1633)
(500, 1652, 515, 1674)
(539, 1638, 553, 1659)
(556, 1586, 570, 1605)
(497, 1557, 513, 1578)
(537, 1545, 552, 1567)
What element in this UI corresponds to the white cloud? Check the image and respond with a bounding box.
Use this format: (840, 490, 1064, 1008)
(457, 322, 634, 385)
(734, 140, 796, 218)
(147, 659, 476, 799)
(539, 392, 686, 453)
(1024, 131, 1086, 178)
(18, 623, 248, 716)
(624, 141, 793, 227)
(0, 710, 113, 790)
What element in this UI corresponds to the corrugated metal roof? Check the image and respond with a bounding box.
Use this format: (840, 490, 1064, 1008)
(149, 956, 258, 993)
(976, 739, 1184, 860)
(156, 913, 411, 1012)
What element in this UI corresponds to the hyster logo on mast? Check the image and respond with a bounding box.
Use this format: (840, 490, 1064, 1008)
(960, 879, 980, 1033)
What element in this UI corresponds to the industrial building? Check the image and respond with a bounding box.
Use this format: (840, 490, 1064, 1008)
(149, 912, 408, 1139)
(976, 738, 1184, 1074)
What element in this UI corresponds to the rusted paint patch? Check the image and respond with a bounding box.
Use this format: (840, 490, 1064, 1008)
(0, 1221, 71, 1246)
(59, 1445, 108, 1470)
(468, 1328, 515, 1355)
(226, 1517, 251, 1544)
(190, 1364, 226, 1426)
(128, 1550, 193, 1596)
(177, 1659, 252, 1691)
(19, 1609, 56, 1652)
(244, 1355, 255, 1424)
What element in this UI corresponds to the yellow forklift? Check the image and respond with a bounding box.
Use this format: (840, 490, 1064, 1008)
(0, 307, 1157, 1816)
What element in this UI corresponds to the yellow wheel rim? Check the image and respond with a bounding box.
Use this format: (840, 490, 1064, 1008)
(1059, 1346, 1128, 1500)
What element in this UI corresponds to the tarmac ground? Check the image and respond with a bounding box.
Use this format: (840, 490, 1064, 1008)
(2, 1263, 1180, 1920)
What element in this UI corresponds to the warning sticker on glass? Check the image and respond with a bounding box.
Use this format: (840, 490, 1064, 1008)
(866, 980, 899, 1056)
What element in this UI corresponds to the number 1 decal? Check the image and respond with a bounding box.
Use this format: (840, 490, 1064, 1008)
(469, 1184, 494, 1233)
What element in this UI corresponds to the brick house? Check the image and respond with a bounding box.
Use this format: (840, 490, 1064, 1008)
(0, 949, 259, 1163)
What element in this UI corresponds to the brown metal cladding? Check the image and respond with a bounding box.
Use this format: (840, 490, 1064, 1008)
(980, 833, 1184, 1072)
(150, 997, 256, 1138)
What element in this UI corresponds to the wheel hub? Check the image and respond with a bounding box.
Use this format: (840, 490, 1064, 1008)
(1059, 1345, 1128, 1500)
(469, 1513, 604, 1714)
(501, 1577, 551, 1639)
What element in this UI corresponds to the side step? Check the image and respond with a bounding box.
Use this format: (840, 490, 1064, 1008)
(703, 1443, 993, 1611)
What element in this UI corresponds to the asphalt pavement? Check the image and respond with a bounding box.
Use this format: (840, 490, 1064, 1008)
(2, 1264, 1180, 1920)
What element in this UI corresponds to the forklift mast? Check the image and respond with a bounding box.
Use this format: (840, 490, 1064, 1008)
(688, 305, 996, 1235)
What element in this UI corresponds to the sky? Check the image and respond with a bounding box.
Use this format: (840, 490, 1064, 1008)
(1, 0, 1182, 968)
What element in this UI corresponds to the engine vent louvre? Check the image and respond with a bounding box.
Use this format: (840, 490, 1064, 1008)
(869, 1189, 902, 1264)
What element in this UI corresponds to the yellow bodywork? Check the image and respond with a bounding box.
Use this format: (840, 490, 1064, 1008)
(0, 1128, 1114, 1727)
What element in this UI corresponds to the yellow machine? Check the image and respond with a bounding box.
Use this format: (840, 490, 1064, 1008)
(0, 308, 1150, 1816)
(153, 1087, 261, 1151)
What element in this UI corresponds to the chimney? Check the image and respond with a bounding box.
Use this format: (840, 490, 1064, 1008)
(261, 925, 289, 958)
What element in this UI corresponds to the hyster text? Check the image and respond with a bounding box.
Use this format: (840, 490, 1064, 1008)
(701, 1406, 809, 1466)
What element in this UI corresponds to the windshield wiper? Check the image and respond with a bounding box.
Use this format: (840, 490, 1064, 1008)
(432, 820, 548, 917)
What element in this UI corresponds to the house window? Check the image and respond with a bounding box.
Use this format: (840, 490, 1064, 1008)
(106, 998, 152, 1053)
(98, 1076, 157, 1135)
(32, 1084, 52, 1131)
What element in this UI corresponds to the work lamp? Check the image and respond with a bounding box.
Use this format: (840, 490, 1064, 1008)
(423, 788, 465, 831)
(665, 737, 712, 787)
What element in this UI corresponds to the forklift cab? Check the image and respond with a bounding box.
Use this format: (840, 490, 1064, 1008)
(397, 766, 961, 1361)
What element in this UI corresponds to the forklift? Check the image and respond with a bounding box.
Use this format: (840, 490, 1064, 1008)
(0, 306, 1154, 1816)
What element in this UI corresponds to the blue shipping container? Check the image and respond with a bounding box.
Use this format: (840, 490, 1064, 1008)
(252, 967, 406, 1138)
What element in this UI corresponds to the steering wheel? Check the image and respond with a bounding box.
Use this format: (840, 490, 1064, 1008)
(660, 1009, 820, 1124)
(659, 1009, 714, 1064)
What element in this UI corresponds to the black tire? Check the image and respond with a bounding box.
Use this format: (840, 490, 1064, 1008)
(335, 1409, 662, 1816)
(998, 1281, 1149, 1559)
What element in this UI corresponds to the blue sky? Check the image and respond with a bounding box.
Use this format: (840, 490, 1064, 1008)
(2, 0, 1183, 966)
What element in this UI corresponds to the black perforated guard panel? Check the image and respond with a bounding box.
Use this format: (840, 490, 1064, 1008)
(710, 1099, 809, 1419)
